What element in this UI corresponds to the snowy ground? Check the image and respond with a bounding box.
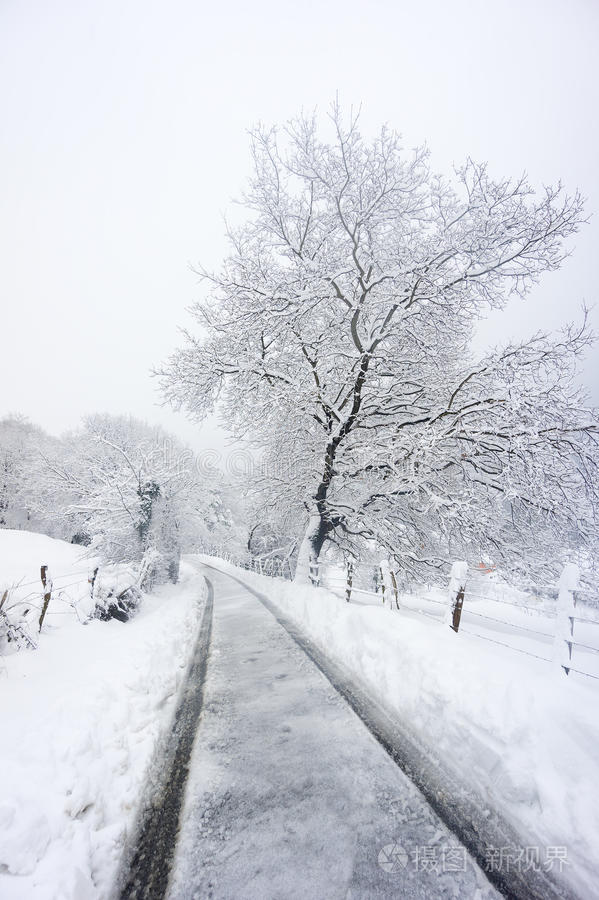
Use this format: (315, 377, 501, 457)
(169, 564, 498, 899)
(2, 536, 597, 898)
(0, 531, 207, 900)
(205, 558, 599, 899)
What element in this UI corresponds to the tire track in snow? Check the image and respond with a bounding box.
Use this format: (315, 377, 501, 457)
(203, 563, 573, 900)
(116, 577, 214, 900)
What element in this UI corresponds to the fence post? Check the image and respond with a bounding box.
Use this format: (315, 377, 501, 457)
(39, 565, 53, 632)
(552, 563, 579, 675)
(89, 566, 99, 602)
(345, 560, 354, 603)
(445, 561, 467, 633)
(380, 559, 394, 608)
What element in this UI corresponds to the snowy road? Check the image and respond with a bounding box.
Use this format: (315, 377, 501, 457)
(165, 565, 499, 900)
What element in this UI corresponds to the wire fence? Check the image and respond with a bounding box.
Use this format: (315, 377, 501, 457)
(0, 561, 144, 650)
(200, 544, 294, 581)
(1, 563, 96, 651)
(323, 561, 599, 683)
(16, 543, 592, 684)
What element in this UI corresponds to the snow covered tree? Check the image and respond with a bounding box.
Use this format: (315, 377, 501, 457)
(245, 493, 302, 568)
(0, 415, 34, 529)
(0, 415, 65, 535)
(161, 104, 598, 585)
(35, 415, 214, 586)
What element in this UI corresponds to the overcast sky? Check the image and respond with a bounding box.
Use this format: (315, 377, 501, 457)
(1, 0, 598, 456)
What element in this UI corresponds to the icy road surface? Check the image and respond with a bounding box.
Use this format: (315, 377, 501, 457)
(167, 566, 498, 899)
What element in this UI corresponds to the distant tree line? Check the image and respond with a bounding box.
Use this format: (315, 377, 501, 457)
(0, 413, 242, 589)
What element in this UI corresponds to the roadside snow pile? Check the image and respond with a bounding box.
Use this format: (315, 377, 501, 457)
(211, 559, 599, 898)
(0, 530, 206, 900)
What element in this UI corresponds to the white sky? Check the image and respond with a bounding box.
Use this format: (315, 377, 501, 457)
(1, 0, 598, 456)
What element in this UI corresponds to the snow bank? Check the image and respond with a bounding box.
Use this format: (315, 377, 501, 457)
(0, 528, 96, 615)
(0, 531, 207, 900)
(211, 559, 599, 898)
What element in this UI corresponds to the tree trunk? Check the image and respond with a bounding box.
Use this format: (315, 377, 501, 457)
(294, 438, 338, 583)
(294, 510, 331, 583)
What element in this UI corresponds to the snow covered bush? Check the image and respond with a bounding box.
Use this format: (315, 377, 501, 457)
(0, 589, 37, 653)
(89, 566, 143, 623)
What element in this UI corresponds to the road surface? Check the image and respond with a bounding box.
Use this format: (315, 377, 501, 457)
(165, 565, 498, 900)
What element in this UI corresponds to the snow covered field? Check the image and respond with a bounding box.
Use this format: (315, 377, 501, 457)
(0, 531, 207, 900)
(207, 558, 599, 899)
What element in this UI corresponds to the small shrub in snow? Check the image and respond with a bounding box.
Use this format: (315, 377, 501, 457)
(0, 589, 37, 653)
(90, 568, 142, 623)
